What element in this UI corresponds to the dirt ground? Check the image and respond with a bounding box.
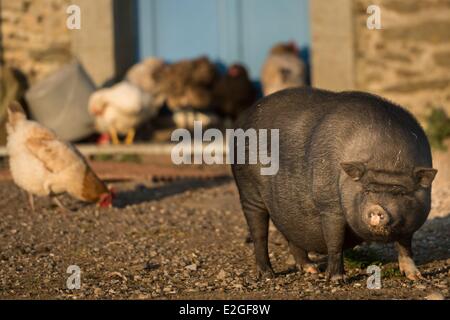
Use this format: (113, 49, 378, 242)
(0, 162, 448, 300)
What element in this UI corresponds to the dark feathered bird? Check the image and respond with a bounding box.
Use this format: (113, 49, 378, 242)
(158, 56, 218, 111)
(213, 64, 257, 121)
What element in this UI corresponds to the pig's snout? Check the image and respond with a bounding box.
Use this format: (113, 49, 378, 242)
(365, 205, 390, 227)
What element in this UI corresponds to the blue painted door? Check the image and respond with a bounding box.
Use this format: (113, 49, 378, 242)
(137, 0, 310, 79)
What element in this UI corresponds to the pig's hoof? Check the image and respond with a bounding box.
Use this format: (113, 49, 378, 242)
(405, 271, 426, 281)
(327, 273, 346, 283)
(257, 267, 275, 280)
(302, 264, 319, 274)
(399, 262, 426, 281)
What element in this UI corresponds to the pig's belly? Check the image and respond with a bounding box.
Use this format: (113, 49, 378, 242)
(270, 211, 363, 253)
(270, 211, 329, 254)
(263, 178, 328, 252)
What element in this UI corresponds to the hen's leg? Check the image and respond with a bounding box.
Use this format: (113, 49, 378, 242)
(52, 196, 72, 213)
(27, 192, 35, 213)
(125, 128, 136, 145)
(43, 180, 71, 212)
(109, 127, 120, 145)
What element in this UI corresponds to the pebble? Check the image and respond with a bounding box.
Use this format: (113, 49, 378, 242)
(216, 269, 227, 280)
(93, 287, 102, 296)
(144, 261, 160, 271)
(185, 264, 198, 271)
(415, 284, 426, 290)
(425, 292, 445, 300)
(107, 271, 127, 282)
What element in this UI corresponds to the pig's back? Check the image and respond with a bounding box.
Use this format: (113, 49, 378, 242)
(237, 87, 430, 173)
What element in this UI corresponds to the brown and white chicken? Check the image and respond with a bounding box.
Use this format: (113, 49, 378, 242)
(157, 56, 219, 130)
(6, 101, 113, 212)
(261, 42, 306, 96)
(88, 57, 167, 144)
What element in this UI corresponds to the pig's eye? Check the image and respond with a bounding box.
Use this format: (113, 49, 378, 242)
(390, 185, 408, 195)
(391, 190, 405, 196)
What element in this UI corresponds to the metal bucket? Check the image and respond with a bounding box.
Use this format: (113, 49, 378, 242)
(25, 61, 95, 142)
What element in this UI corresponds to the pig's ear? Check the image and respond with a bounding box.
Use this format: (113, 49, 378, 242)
(414, 167, 437, 188)
(340, 162, 366, 181)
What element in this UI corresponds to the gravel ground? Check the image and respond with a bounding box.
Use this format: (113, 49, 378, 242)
(0, 173, 448, 300)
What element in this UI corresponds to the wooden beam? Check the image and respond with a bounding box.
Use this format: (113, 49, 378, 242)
(0, 143, 230, 157)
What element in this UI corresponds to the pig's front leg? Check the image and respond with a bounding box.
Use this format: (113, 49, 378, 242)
(321, 212, 346, 282)
(395, 237, 425, 281)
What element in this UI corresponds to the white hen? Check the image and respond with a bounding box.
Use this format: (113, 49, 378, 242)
(7, 101, 112, 212)
(261, 42, 306, 96)
(88, 57, 166, 144)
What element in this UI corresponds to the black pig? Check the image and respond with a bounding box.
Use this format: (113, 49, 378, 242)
(231, 87, 437, 281)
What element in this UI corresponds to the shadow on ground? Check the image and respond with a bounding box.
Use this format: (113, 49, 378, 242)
(113, 176, 233, 208)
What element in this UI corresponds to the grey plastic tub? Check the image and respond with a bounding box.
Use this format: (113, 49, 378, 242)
(25, 61, 96, 142)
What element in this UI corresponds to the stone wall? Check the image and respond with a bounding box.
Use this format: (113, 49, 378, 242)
(310, 0, 355, 91)
(0, 0, 137, 87)
(354, 0, 450, 121)
(0, 0, 72, 85)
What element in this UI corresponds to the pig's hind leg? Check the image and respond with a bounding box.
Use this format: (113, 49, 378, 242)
(242, 200, 275, 279)
(288, 242, 319, 274)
